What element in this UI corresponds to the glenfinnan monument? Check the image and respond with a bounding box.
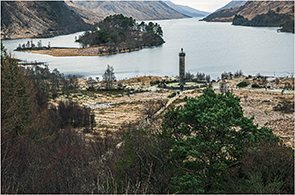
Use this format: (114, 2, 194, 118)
(179, 48, 185, 86)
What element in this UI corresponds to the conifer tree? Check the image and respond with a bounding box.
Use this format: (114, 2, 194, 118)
(1, 51, 32, 137)
(161, 87, 280, 193)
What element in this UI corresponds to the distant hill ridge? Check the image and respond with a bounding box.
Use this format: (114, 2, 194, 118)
(1, 0, 209, 39)
(203, 0, 294, 22)
(66, 0, 187, 20)
(213, 1, 247, 13)
(164, 1, 210, 17)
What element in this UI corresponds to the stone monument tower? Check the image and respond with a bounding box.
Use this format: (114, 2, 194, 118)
(179, 48, 185, 86)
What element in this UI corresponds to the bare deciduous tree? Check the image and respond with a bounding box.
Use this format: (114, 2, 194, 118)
(103, 65, 116, 89)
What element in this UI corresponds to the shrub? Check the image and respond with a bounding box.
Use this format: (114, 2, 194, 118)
(150, 80, 160, 86)
(225, 142, 294, 194)
(237, 81, 248, 88)
(252, 83, 261, 88)
(273, 100, 294, 113)
(115, 122, 173, 194)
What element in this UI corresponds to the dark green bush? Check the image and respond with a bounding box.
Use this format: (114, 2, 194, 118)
(150, 80, 160, 86)
(252, 83, 261, 88)
(274, 100, 294, 113)
(237, 81, 248, 88)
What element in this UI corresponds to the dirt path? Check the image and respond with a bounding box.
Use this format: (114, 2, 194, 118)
(154, 93, 180, 117)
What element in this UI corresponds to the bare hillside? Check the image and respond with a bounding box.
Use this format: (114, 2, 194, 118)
(203, 0, 294, 22)
(67, 0, 187, 20)
(1, 1, 91, 39)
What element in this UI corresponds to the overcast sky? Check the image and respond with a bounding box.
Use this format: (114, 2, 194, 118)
(170, 0, 232, 12)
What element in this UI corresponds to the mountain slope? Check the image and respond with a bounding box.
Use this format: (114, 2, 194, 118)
(64, 0, 105, 24)
(214, 0, 247, 13)
(164, 1, 210, 17)
(203, 0, 294, 22)
(1, 1, 91, 39)
(67, 1, 187, 20)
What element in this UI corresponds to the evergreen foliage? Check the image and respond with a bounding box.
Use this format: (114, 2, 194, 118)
(113, 88, 292, 194)
(160, 87, 281, 193)
(251, 83, 261, 88)
(1, 47, 32, 138)
(77, 14, 164, 51)
(237, 81, 249, 88)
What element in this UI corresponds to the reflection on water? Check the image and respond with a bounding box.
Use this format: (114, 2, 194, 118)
(2, 18, 294, 80)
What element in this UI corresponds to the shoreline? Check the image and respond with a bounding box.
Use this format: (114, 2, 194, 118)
(21, 46, 143, 57)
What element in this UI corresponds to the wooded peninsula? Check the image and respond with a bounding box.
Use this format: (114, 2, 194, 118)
(15, 14, 165, 56)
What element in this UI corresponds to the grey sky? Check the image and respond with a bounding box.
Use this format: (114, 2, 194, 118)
(170, 0, 232, 12)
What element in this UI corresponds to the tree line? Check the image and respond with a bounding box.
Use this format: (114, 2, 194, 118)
(221, 69, 244, 80)
(15, 40, 51, 51)
(23, 64, 79, 99)
(1, 43, 97, 193)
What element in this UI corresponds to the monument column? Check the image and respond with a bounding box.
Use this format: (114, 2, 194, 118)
(179, 48, 185, 86)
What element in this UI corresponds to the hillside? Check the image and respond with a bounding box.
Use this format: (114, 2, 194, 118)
(66, 0, 187, 20)
(233, 10, 294, 32)
(164, 1, 210, 17)
(214, 0, 247, 13)
(64, 0, 105, 25)
(202, 0, 294, 22)
(1, 1, 91, 39)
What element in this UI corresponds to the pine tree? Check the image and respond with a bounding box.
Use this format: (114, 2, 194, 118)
(161, 87, 280, 193)
(1, 54, 32, 137)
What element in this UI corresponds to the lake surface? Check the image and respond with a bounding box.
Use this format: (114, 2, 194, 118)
(3, 17, 294, 80)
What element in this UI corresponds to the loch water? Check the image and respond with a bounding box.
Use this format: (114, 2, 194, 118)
(3, 17, 294, 80)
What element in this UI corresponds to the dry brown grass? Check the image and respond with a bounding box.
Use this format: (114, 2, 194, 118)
(26, 46, 143, 57)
